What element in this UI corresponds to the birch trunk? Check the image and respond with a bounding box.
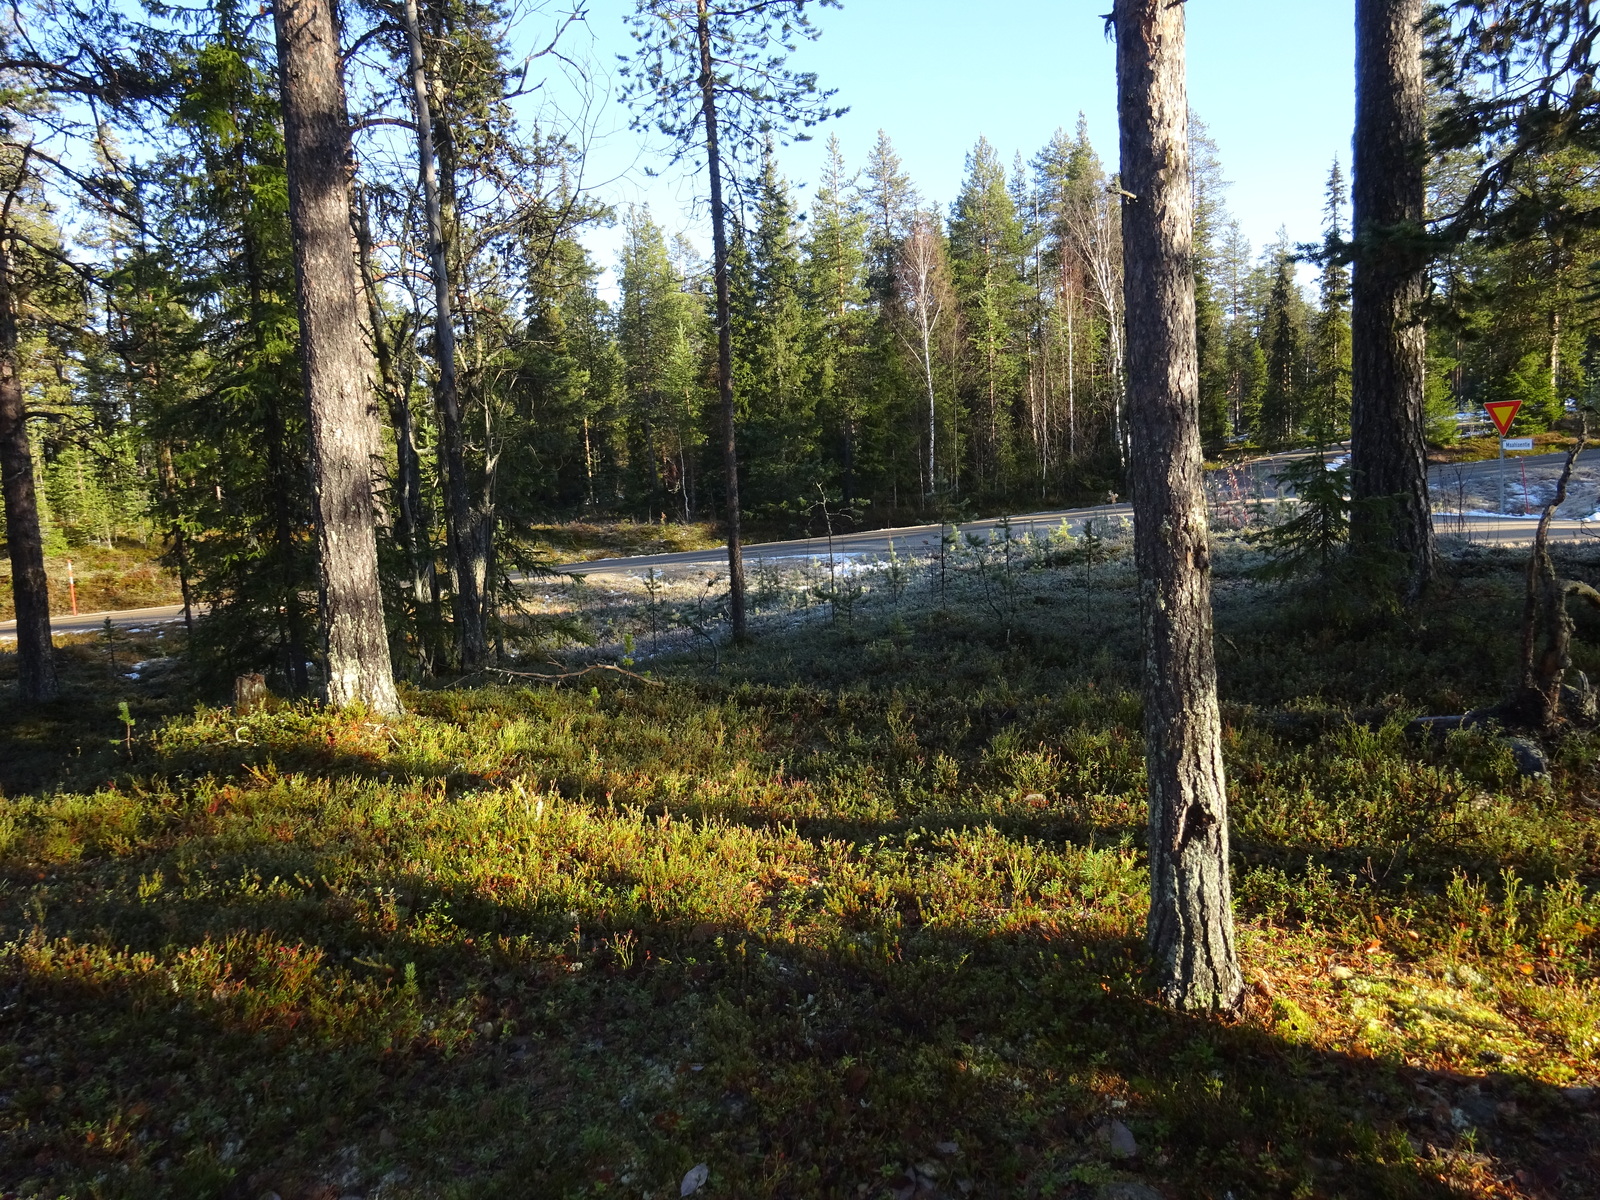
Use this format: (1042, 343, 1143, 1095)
(1115, 0, 1244, 1014)
(1349, 0, 1434, 595)
(272, 0, 401, 714)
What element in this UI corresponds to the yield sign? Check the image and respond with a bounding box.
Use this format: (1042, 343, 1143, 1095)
(1486, 399, 1522, 437)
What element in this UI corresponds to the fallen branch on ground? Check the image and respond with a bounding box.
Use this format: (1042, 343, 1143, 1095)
(476, 663, 665, 688)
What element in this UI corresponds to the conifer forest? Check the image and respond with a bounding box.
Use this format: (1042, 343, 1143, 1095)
(4, 2, 1600, 1198)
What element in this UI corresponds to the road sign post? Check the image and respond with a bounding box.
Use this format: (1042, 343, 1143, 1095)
(1485, 400, 1524, 514)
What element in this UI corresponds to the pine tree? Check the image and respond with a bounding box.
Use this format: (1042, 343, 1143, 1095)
(272, 0, 401, 712)
(621, 0, 843, 641)
(1350, 0, 1434, 595)
(1115, 0, 1244, 1015)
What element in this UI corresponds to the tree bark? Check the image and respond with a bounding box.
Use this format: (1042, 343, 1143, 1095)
(0, 226, 57, 702)
(272, 0, 401, 714)
(1349, 0, 1434, 595)
(403, 0, 485, 668)
(698, 0, 747, 641)
(1114, 0, 1244, 1014)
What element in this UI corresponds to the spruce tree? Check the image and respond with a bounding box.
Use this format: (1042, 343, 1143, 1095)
(803, 135, 870, 505)
(948, 137, 1026, 496)
(1310, 160, 1353, 443)
(1190, 117, 1231, 451)
(617, 208, 709, 517)
(1259, 239, 1308, 446)
(151, 21, 319, 695)
(741, 147, 814, 517)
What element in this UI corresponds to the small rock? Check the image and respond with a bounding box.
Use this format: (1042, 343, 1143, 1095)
(1560, 1085, 1595, 1108)
(935, 1141, 960, 1155)
(1504, 736, 1548, 778)
(1329, 964, 1354, 981)
(1108, 1119, 1138, 1158)
(378, 1128, 397, 1150)
(1098, 1184, 1163, 1200)
(680, 1162, 709, 1196)
(1456, 1094, 1498, 1127)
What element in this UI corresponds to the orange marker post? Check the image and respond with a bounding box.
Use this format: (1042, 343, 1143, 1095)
(66, 558, 78, 616)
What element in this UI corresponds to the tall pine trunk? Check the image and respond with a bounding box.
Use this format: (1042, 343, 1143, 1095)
(0, 222, 57, 702)
(698, 0, 747, 641)
(272, 0, 401, 714)
(1349, 0, 1433, 594)
(403, 0, 486, 668)
(1114, 0, 1244, 1014)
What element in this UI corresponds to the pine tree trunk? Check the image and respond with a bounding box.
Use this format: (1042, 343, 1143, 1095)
(403, 0, 485, 668)
(1349, 0, 1434, 595)
(1114, 0, 1244, 1014)
(157, 443, 195, 635)
(272, 0, 401, 714)
(0, 229, 57, 702)
(698, 0, 747, 641)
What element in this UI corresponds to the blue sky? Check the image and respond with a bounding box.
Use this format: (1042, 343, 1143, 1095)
(526, 1, 1355, 291)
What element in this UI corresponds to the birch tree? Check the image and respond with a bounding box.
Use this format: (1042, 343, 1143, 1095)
(895, 212, 948, 502)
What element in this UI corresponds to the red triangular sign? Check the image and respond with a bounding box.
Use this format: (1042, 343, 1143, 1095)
(1486, 400, 1522, 437)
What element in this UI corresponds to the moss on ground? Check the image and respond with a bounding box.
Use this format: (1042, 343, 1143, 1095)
(0, 544, 1597, 1198)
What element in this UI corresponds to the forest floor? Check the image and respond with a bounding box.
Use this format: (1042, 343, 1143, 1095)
(0, 533, 1598, 1199)
(0, 542, 182, 623)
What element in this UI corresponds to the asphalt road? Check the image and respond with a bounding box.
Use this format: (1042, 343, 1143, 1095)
(0, 603, 192, 640)
(6, 446, 1599, 637)
(563, 447, 1600, 577)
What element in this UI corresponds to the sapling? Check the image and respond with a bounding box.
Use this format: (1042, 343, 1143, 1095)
(112, 701, 136, 758)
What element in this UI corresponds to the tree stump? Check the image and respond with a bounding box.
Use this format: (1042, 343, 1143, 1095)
(234, 673, 269, 715)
